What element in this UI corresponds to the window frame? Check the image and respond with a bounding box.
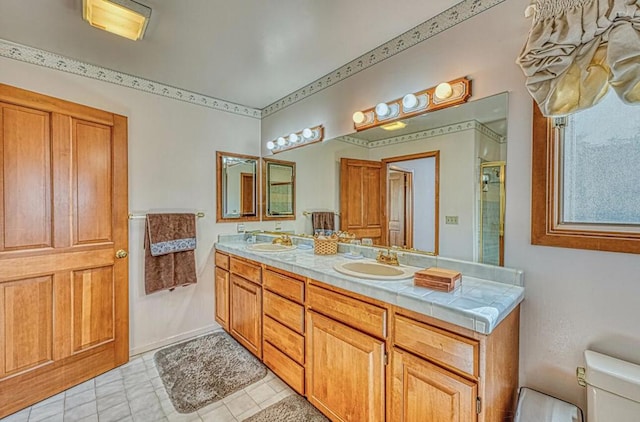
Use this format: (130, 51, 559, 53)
(531, 102, 640, 254)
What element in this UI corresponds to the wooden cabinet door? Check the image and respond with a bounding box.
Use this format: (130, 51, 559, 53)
(215, 267, 230, 331)
(0, 84, 128, 418)
(390, 348, 477, 422)
(306, 311, 385, 422)
(340, 158, 382, 243)
(230, 274, 262, 358)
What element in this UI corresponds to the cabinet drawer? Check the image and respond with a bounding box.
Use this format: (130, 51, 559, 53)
(263, 316, 304, 364)
(230, 257, 261, 284)
(263, 341, 305, 395)
(215, 251, 229, 270)
(307, 284, 387, 339)
(263, 291, 304, 334)
(394, 314, 479, 377)
(264, 269, 304, 303)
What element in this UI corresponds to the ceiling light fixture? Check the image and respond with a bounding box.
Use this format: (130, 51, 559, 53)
(82, 0, 152, 41)
(267, 125, 324, 154)
(351, 77, 472, 131)
(381, 121, 407, 131)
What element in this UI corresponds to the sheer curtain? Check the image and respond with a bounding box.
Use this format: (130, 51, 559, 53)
(517, 0, 640, 116)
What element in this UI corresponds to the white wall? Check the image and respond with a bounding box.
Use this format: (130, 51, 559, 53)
(0, 56, 261, 355)
(261, 0, 640, 411)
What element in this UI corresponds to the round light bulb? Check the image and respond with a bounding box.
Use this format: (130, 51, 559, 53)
(375, 102, 390, 117)
(302, 128, 314, 140)
(352, 111, 366, 124)
(266, 141, 276, 150)
(288, 133, 299, 143)
(402, 93, 418, 109)
(277, 136, 287, 146)
(435, 82, 453, 100)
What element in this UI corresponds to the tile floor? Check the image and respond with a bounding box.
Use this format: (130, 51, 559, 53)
(1, 335, 295, 422)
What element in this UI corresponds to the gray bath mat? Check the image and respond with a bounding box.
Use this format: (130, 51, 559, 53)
(154, 331, 267, 413)
(243, 395, 329, 422)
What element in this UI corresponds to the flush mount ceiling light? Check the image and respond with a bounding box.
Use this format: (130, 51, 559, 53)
(380, 121, 407, 131)
(267, 125, 324, 154)
(82, 0, 151, 41)
(352, 77, 472, 131)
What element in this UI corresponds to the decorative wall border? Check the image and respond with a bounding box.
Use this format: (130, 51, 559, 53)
(335, 120, 504, 148)
(261, 0, 506, 118)
(0, 39, 262, 119)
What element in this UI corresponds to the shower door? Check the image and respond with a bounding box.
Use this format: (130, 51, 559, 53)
(479, 162, 506, 266)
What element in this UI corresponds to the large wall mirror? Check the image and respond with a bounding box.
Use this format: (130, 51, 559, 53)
(272, 92, 508, 265)
(262, 158, 296, 220)
(216, 151, 260, 222)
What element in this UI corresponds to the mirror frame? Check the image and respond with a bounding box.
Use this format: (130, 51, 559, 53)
(216, 151, 260, 222)
(262, 157, 296, 221)
(380, 151, 440, 254)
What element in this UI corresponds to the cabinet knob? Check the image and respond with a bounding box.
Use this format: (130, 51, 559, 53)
(116, 249, 128, 259)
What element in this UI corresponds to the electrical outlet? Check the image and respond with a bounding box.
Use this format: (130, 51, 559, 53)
(274, 221, 282, 231)
(236, 223, 245, 233)
(445, 216, 459, 225)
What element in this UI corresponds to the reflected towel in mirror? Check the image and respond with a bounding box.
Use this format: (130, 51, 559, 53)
(312, 212, 335, 232)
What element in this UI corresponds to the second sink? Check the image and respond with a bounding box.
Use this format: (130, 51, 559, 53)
(333, 260, 418, 280)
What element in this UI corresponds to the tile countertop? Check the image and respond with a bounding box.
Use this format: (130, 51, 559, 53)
(215, 236, 524, 335)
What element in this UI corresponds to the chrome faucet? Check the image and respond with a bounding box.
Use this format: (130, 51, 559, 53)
(376, 248, 399, 266)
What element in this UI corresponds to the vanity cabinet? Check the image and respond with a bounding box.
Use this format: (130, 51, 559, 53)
(262, 268, 306, 394)
(229, 257, 262, 358)
(214, 251, 230, 330)
(306, 283, 386, 422)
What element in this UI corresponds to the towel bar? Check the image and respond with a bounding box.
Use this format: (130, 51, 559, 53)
(302, 211, 340, 217)
(128, 212, 205, 219)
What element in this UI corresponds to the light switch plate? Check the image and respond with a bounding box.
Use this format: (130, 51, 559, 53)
(275, 221, 282, 231)
(237, 223, 245, 233)
(445, 216, 459, 225)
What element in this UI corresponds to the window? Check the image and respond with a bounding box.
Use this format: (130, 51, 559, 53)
(531, 92, 640, 254)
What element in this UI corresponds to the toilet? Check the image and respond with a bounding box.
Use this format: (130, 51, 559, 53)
(515, 350, 640, 421)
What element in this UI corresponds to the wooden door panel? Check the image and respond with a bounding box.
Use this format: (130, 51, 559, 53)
(214, 267, 229, 330)
(307, 311, 385, 422)
(0, 104, 52, 251)
(0, 85, 129, 418)
(0, 276, 53, 378)
(391, 348, 477, 422)
(72, 267, 115, 353)
(73, 120, 113, 245)
(229, 275, 262, 358)
(340, 158, 382, 242)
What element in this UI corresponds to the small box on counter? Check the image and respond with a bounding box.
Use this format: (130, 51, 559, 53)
(414, 267, 461, 292)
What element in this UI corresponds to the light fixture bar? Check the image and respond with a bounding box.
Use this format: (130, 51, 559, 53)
(83, 0, 151, 41)
(267, 125, 324, 154)
(352, 77, 472, 131)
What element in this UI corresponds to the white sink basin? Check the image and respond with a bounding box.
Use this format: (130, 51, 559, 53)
(246, 243, 297, 252)
(333, 261, 417, 280)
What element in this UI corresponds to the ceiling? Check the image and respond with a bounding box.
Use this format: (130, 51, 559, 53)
(0, 0, 460, 109)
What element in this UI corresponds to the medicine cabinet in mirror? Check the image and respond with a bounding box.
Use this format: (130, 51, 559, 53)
(262, 158, 296, 220)
(216, 151, 260, 222)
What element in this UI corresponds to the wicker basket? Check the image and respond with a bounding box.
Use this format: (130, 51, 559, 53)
(314, 235, 339, 255)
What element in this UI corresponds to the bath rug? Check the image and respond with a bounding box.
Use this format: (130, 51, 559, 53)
(154, 331, 267, 413)
(242, 395, 329, 422)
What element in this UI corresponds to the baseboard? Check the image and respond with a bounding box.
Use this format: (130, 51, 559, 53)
(129, 323, 222, 356)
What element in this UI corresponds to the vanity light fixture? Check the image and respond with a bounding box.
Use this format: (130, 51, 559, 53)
(82, 0, 152, 41)
(352, 77, 472, 131)
(267, 125, 324, 154)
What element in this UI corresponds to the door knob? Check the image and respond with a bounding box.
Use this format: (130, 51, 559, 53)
(116, 249, 128, 259)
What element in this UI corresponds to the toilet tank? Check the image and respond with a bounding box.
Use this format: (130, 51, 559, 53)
(584, 350, 640, 422)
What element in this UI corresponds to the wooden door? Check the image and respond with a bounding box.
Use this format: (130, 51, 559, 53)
(230, 274, 262, 358)
(390, 348, 477, 422)
(0, 84, 128, 418)
(340, 158, 382, 243)
(388, 169, 413, 248)
(306, 311, 385, 422)
(214, 267, 230, 330)
(240, 172, 255, 216)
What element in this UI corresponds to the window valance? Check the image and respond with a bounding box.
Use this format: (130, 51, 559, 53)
(517, 0, 640, 116)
